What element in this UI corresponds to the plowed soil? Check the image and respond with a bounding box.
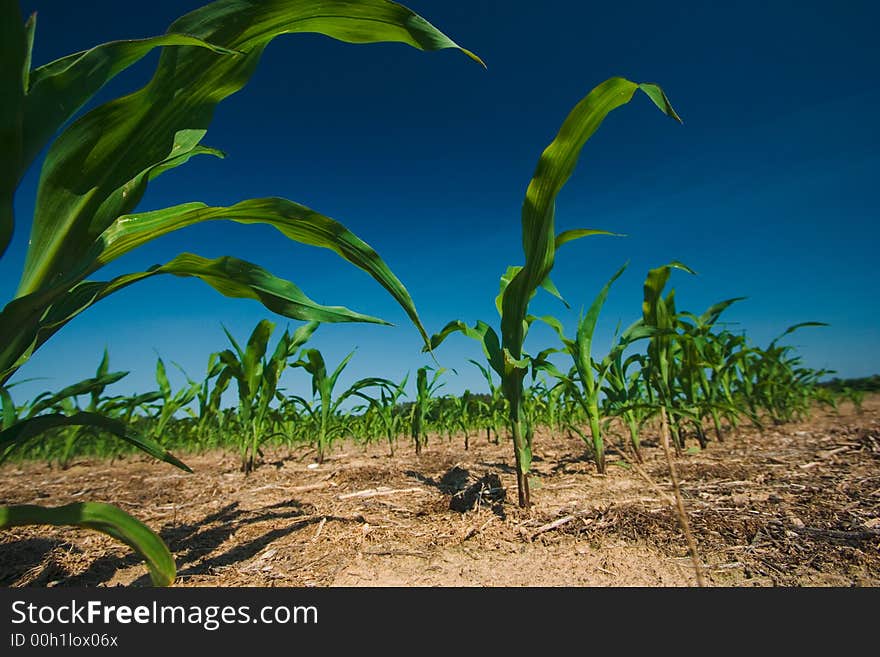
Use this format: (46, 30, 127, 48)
(2, 397, 878, 587)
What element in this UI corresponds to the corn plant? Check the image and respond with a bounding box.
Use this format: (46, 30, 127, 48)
(430, 78, 681, 506)
(409, 366, 446, 454)
(537, 266, 657, 472)
(1, 350, 132, 466)
(437, 390, 475, 450)
(146, 358, 200, 445)
(602, 348, 651, 460)
(290, 347, 392, 463)
(181, 352, 227, 447)
(218, 320, 318, 472)
(0, 0, 480, 585)
(671, 297, 744, 447)
(469, 359, 507, 444)
(641, 261, 698, 453)
(353, 374, 409, 456)
(746, 322, 829, 424)
(841, 386, 865, 414)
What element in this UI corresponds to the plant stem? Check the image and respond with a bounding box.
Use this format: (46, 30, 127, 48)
(660, 406, 705, 587)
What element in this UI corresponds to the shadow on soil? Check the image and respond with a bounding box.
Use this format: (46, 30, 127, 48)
(4, 498, 331, 587)
(406, 465, 506, 517)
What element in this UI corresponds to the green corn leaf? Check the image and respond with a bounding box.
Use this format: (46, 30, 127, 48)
(0, 385, 15, 429)
(531, 314, 571, 349)
(328, 351, 357, 393)
(95, 347, 110, 379)
(769, 321, 829, 348)
(0, 0, 26, 258)
(155, 357, 172, 400)
(288, 321, 320, 358)
(220, 325, 245, 362)
(243, 319, 274, 392)
(600, 320, 656, 370)
(576, 264, 627, 378)
(26, 370, 128, 417)
(0, 502, 175, 586)
(428, 320, 504, 379)
(0, 412, 190, 471)
(554, 228, 619, 250)
(19, 11, 36, 91)
(698, 297, 746, 326)
(637, 83, 682, 122)
(501, 78, 682, 365)
(496, 266, 575, 315)
(23, 36, 236, 177)
(35, 197, 425, 347)
(333, 376, 395, 412)
(0, 253, 385, 385)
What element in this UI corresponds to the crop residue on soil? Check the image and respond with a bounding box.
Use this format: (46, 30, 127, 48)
(1, 397, 878, 587)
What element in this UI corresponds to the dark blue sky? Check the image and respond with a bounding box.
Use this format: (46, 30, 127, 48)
(3, 0, 878, 403)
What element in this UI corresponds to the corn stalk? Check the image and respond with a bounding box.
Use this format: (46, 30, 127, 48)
(430, 78, 681, 507)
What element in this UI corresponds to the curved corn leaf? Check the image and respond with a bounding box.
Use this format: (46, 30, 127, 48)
(243, 319, 274, 395)
(428, 320, 504, 379)
(0, 253, 384, 385)
(0, 385, 15, 429)
(698, 297, 747, 326)
(599, 320, 656, 371)
(495, 266, 573, 316)
(641, 261, 696, 330)
(26, 370, 128, 417)
(769, 321, 829, 348)
(0, 502, 175, 586)
(554, 228, 619, 250)
(576, 264, 628, 380)
(0, 0, 26, 258)
(90, 197, 425, 344)
(19, 0, 482, 298)
(328, 352, 357, 393)
(0, 412, 190, 471)
(294, 349, 328, 398)
(501, 79, 681, 367)
(333, 376, 395, 413)
(23, 35, 236, 176)
(289, 321, 320, 357)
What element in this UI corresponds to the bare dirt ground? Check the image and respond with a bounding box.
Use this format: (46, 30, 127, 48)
(1, 397, 878, 587)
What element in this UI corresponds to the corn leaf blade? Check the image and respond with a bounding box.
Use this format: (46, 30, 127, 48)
(0, 502, 175, 586)
(0, 412, 190, 471)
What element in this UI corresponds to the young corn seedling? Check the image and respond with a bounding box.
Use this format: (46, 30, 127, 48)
(469, 359, 507, 444)
(673, 297, 745, 445)
(290, 347, 393, 464)
(217, 320, 318, 472)
(147, 358, 201, 446)
(409, 366, 446, 455)
(430, 79, 681, 506)
(641, 261, 699, 453)
(601, 348, 652, 460)
(184, 352, 227, 447)
(0, 0, 482, 584)
(535, 265, 656, 473)
(351, 374, 409, 457)
(2, 350, 133, 467)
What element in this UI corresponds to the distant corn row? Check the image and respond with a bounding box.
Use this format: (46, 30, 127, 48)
(2, 287, 835, 476)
